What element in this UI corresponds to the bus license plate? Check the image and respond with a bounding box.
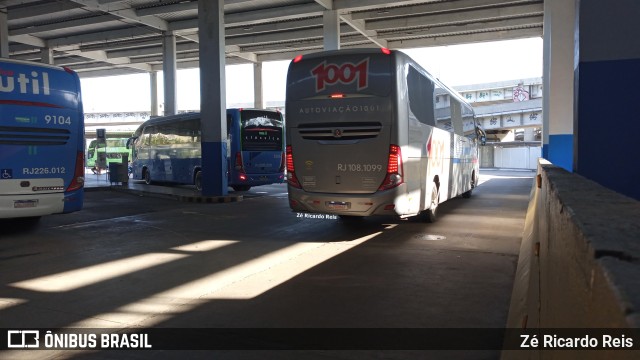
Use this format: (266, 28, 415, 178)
(14, 200, 38, 208)
(326, 201, 349, 210)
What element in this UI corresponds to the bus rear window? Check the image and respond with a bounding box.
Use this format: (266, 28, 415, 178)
(241, 110, 283, 151)
(286, 52, 392, 100)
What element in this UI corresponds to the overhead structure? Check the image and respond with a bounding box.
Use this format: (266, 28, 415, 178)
(0, 0, 544, 77)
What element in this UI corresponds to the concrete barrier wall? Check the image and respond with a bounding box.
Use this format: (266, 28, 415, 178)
(504, 159, 640, 359)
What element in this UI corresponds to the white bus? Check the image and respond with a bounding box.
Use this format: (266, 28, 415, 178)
(285, 48, 485, 221)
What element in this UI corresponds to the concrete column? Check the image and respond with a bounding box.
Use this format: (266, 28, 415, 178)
(574, 0, 640, 200)
(0, 10, 8, 58)
(542, 0, 575, 172)
(323, 10, 340, 50)
(150, 71, 159, 117)
(162, 31, 177, 116)
(253, 62, 264, 109)
(198, 0, 228, 196)
(41, 47, 54, 65)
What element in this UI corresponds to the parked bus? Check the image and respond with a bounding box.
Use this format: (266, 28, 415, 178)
(86, 138, 132, 169)
(0, 59, 85, 219)
(285, 48, 485, 221)
(129, 108, 285, 191)
(226, 108, 285, 191)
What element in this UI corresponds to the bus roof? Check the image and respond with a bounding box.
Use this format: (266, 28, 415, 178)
(0, 58, 81, 109)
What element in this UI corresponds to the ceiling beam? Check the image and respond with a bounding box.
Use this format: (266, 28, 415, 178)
(48, 27, 156, 51)
(7, 1, 83, 19)
(334, 0, 436, 12)
(10, 14, 119, 36)
(379, 15, 543, 39)
(136, 2, 197, 17)
(69, 0, 169, 31)
(226, 18, 322, 37)
(65, 49, 152, 71)
(340, 13, 387, 48)
(107, 42, 199, 59)
(8, 34, 45, 47)
(350, 0, 541, 21)
(226, 24, 357, 47)
(387, 26, 542, 48)
(315, 0, 333, 10)
(365, 3, 544, 31)
(315, 0, 386, 48)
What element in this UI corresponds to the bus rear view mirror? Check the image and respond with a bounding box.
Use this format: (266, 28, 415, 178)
(126, 137, 137, 149)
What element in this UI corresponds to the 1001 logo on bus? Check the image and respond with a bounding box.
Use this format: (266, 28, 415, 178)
(311, 58, 369, 92)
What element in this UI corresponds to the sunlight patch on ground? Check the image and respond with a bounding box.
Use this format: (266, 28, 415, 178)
(9, 241, 236, 293)
(0, 298, 27, 310)
(69, 232, 382, 328)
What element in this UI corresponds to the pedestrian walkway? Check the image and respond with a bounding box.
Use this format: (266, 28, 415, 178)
(82, 168, 242, 203)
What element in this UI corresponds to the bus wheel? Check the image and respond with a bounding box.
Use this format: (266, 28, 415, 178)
(423, 184, 439, 223)
(143, 168, 152, 185)
(232, 185, 251, 192)
(194, 171, 202, 191)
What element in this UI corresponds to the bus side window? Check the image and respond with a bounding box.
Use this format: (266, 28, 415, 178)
(407, 65, 435, 126)
(435, 95, 454, 133)
(142, 126, 153, 146)
(449, 98, 464, 136)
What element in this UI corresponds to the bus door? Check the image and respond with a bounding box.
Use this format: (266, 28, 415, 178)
(286, 51, 395, 194)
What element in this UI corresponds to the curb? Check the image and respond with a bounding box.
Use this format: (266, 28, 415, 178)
(100, 185, 244, 203)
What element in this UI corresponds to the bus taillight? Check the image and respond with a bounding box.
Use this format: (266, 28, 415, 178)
(67, 151, 85, 192)
(286, 145, 301, 188)
(378, 144, 404, 191)
(235, 152, 247, 181)
(234, 152, 244, 171)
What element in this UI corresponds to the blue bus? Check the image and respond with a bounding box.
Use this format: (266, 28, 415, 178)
(226, 108, 285, 191)
(0, 59, 85, 219)
(129, 108, 285, 191)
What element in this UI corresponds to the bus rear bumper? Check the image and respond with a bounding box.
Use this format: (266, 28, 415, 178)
(63, 188, 84, 213)
(0, 193, 65, 218)
(287, 184, 409, 217)
(231, 173, 285, 187)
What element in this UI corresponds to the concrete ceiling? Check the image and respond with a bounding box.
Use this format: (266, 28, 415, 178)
(1, 0, 543, 78)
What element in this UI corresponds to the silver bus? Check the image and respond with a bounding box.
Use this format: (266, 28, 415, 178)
(285, 48, 485, 221)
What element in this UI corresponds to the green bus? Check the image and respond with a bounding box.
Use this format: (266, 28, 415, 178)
(86, 138, 132, 169)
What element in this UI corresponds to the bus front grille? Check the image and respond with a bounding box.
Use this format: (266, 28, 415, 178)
(0, 126, 70, 146)
(298, 122, 382, 140)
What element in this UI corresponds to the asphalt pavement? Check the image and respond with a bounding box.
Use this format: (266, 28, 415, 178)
(0, 169, 535, 359)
